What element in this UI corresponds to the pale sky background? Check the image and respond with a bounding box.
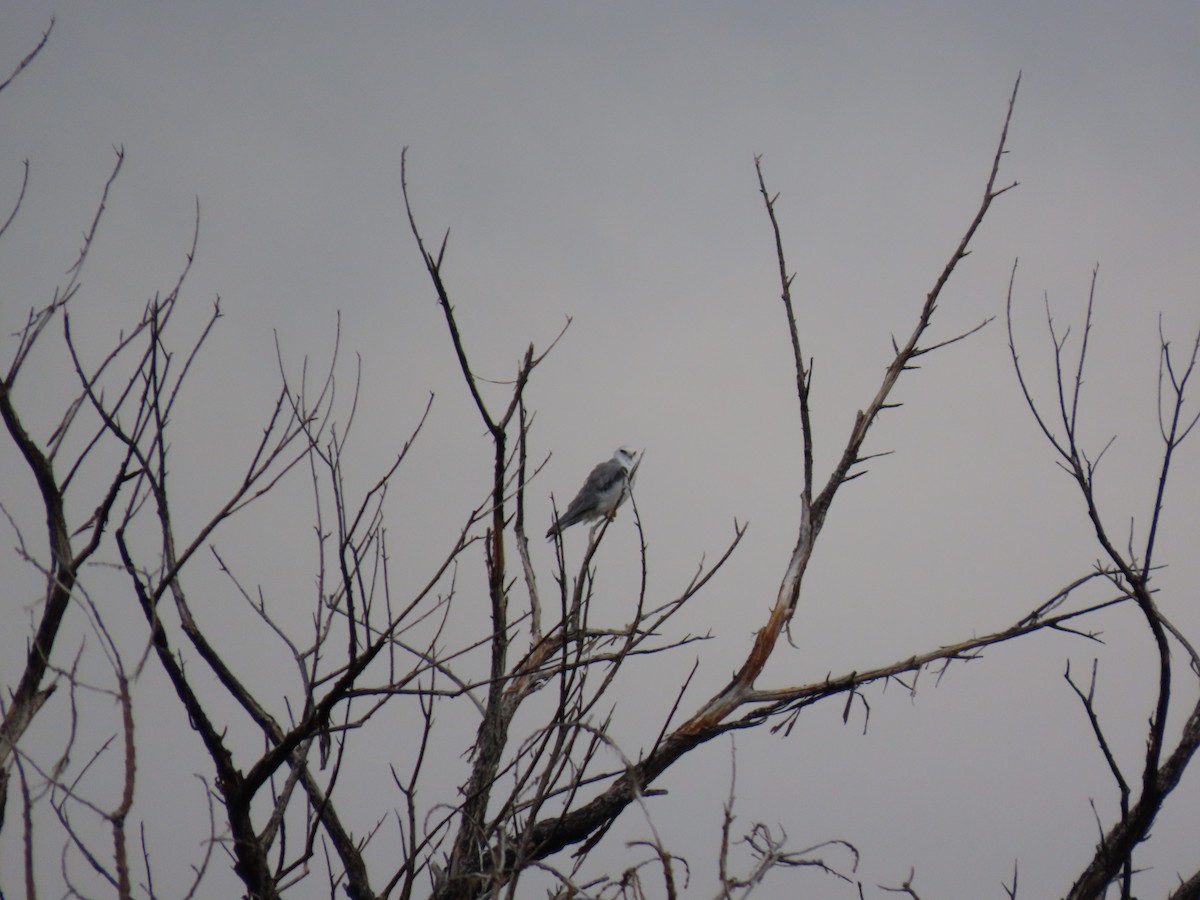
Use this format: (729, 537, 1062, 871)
(2, 3, 1199, 898)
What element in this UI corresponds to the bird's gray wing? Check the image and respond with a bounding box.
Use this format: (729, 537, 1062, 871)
(558, 460, 620, 521)
(576, 458, 627, 498)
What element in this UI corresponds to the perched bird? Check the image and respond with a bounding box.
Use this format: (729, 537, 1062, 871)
(546, 446, 640, 540)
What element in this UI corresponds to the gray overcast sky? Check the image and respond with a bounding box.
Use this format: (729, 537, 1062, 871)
(2, 3, 1199, 897)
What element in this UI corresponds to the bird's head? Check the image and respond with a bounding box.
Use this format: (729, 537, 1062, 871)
(614, 446, 640, 471)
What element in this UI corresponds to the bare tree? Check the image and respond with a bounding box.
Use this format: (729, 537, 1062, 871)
(2, 27, 1198, 900)
(1007, 267, 1200, 900)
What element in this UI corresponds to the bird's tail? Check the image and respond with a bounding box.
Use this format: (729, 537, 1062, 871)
(546, 508, 586, 540)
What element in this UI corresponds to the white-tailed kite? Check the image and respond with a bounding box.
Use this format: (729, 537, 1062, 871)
(546, 446, 640, 540)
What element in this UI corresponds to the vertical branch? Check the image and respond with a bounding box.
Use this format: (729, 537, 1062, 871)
(513, 401, 544, 640)
(15, 753, 37, 900)
(755, 155, 814, 499)
(1063, 658, 1130, 892)
(403, 153, 568, 899)
(0, 148, 135, 824)
(111, 673, 135, 900)
(401, 149, 512, 894)
(400, 149, 499, 442)
(1143, 323, 1200, 576)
